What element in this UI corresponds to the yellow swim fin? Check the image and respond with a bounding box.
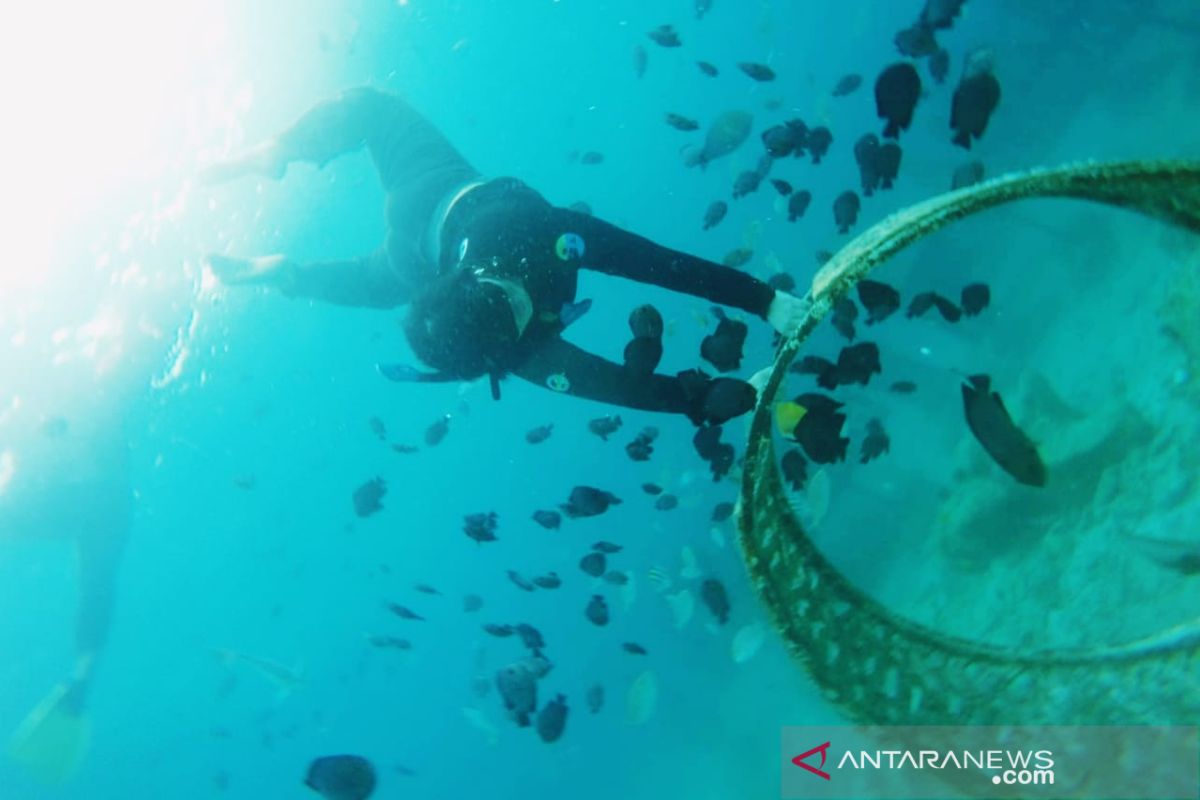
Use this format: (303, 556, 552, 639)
(7, 682, 91, 784)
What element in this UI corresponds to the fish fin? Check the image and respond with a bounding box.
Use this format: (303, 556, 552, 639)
(7, 683, 92, 785)
(966, 374, 990, 392)
(559, 298, 592, 328)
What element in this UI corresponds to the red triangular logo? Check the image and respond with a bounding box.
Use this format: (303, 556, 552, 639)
(792, 741, 832, 780)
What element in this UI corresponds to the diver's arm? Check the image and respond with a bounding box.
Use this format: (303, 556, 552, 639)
(206, 248, 409, 309)
(552, 209, 778, 318)
(511, 337, 754, 425)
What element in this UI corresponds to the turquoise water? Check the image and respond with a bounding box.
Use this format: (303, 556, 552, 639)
(1, 2, 1198, 798)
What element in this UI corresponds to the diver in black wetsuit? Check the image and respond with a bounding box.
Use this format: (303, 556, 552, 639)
(204, 88, 809, 424)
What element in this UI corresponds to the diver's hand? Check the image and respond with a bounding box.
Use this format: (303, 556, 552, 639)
(767, 290, 810, 335)
(204, 254, 294, 289)
(198, 140, 286, 185)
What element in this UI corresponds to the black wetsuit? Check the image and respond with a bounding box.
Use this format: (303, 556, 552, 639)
(269, 88, 775, 418)
(438, 178, 775, 417)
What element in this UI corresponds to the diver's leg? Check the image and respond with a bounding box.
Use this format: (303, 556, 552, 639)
(511, 338, 755, 426)
(66, 519, 127, 714)
(201, 87, 476, 191)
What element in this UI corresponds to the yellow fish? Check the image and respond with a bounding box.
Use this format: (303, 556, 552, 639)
(774, 401, 807, 437)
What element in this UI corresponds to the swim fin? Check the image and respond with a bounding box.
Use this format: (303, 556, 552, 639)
(7, 682, 92, 784)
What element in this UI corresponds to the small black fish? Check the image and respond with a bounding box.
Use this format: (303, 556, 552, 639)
(665, 113, 700, 131)
(536, 694, 569, 743)
(761, 119, 807, 158)
(712, 501, 735, 522)
(961, 374, 1047, 487)
(928, 47, 950, 84)
(732, 168, 764, 198)
(906, 292, 938, 318)
(648, 24, 681, 47)
(877, 142, 901, 189)
(586, 683, 604, 713)
(352, 478, 387, 518)
(532, 509, 562, 530)
(580, 552, 608, 577)
(462, 594, 484, 613)
(930, 294, 962, 322)
(368, 636, 411, 650)
(387, 601, 425, 621)
(304, 754, 376, 800)
(701, 308, 748, 372)
(655, 494, 679, 511)
(854, 134, 882, 197)
(875, 62, 922, 139)
(921, 0, 968, 31)
(507, 570, 536, 592)
(894, 22, 939, 58)
(769, 178, 793, 196)
(787, 190, 812, 222)
(860, 418, 891, 464)
(424, 414, 451, 446)
(585, 594, 609, 626)
(890, 380, 918, 394)
(414, 583, 440, 596)
(483, 623, 514, 638)
(835, 341, 882, 386)
(625, 305, 664, 375)
(368, 416, 386, 440)
(960, 283, 990, 316)
(695, 0, 713, 20)
(831, 297, 858, 341)
(622, 642, 648, 655)
(951, 160, 986, 189)
(602, 570, 629, 586)
(515, 623, 545, 651)
(794, 355, 834, 377)
(833, 73, 863, 97)
(525, 424, 553, 444)
(391, 443, 418, 454)
(697, 60, 719, 77)
(532, 572, 562, 590)
(702, 200, 728, 230)
(951, 71, 1001, 149)
(463, 511, 499, 543)
(833, 190, 861, 234)
(580, 151, 605, 165)
(792, 393, 849, 464)
(738, 62, 776, 81)
(567, 200, 593, 215)
(633, 45, 647, 78)
(857, 280, 901, 324)
(780, 448, 808, 491)
(641, 482, 664, 496)
(693, 424, 723, 461)
(629, 305, 664, 339)
(767, 272, 796, 292)
(794, 391, 843, 415)
(588, 415, 623, 441)
(625, 429, 656, 461)
(700, 578, 731, 625)
(561, 486, 622, 518)
(592, 541, 623, 554)
(722, 248, 753, 268)
(806, 126, 832, 164)
(815, 250, 832, 265)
